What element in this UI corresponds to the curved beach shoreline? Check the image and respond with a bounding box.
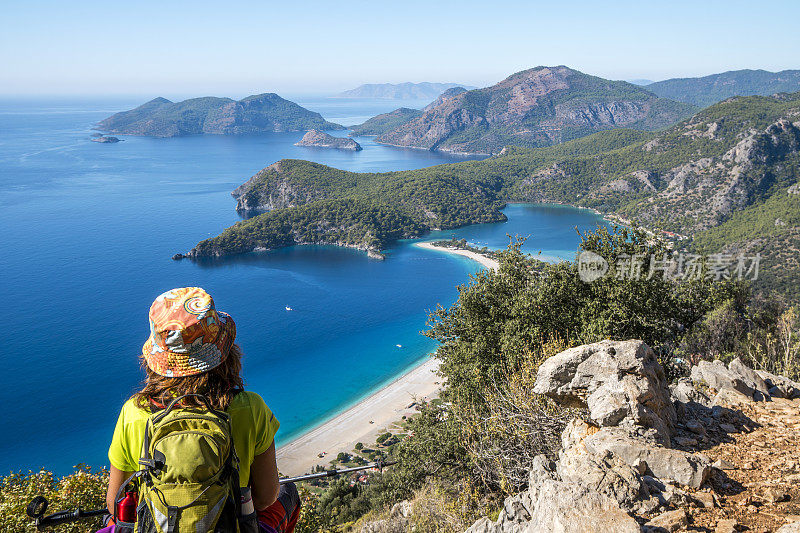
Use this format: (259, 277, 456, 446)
(276, 358, 441, 476)
(275, 241, 499, 476)
(414, 241, 500, 271)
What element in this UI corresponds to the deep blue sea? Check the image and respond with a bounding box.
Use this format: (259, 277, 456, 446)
(0, 95, 608, 475)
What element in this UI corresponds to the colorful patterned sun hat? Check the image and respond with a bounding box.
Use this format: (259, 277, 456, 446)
(142, 287, 236, 377)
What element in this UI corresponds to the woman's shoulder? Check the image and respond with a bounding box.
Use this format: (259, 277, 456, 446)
(231, 390, 269, 411)
(117, 397, 150, 423)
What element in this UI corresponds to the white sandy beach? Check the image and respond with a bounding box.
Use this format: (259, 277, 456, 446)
(415, 241, 500, 271)
(276, 358, 441, 476)
(275, 242, 497, 477)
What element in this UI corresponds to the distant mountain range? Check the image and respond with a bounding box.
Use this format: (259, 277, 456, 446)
(96, 93, 342, 137)
(645, 69, 800, 108)
(336, 82, 476, 100)
(367, 66, 697, 154)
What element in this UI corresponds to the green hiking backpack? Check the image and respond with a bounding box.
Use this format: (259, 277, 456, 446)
(117, 394, 245, 533)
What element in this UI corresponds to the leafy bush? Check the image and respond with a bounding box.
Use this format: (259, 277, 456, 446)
(0, 466, 108, 533)
(745, 306, 800, 381)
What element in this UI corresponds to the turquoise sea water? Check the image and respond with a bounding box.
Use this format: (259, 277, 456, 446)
(0, 96, 608, 474)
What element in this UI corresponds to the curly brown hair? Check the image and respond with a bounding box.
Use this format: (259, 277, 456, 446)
(133, 344, 245, 411)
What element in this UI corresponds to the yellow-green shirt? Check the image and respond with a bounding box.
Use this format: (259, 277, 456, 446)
(108, 391, 279, 487)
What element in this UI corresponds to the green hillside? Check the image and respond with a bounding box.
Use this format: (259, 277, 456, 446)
(188, 93, 800, 300)
(97, 93, 342, 137)
(647, 69, 800, 107)
(349, 108, 422, 136)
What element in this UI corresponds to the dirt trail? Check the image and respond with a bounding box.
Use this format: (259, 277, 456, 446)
(680, 397, 800, 532)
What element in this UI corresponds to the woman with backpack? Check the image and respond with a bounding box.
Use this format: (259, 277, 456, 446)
(101, 287, 300, 533)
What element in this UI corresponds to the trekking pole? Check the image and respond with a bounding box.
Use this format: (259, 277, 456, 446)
(26, 496, 107, 531)
(279, 459, 397, 484)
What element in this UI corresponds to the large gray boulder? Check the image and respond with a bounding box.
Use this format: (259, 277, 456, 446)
(756, 368, 800, 399)
(583, 427, 711, 489)
(691, 359, 755, 397)
(670, 377, 711, 407)
(464, 478, 641, 533)
(728, 357, 770, 399)
(533, 340, 676, 442)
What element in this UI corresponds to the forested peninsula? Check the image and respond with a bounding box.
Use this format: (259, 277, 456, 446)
(182, 91, 800, 299)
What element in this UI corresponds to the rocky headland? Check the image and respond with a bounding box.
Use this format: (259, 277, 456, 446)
(295, 130, 362, 150)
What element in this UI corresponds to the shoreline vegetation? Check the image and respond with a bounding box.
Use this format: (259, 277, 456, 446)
(276, 358, 441, 477)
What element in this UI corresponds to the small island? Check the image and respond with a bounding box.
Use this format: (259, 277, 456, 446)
(91, 135, 121, 143)
(295, 130, 362, 151)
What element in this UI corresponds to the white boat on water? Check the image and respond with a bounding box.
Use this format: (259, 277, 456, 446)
(285, 306, 293, 311)
(396, 344, 402, 348)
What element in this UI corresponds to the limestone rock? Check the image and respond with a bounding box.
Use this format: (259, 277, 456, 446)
(691, 360, 755, 397)
(584, 428, 710, 488)
(533, 340, 676, 441)
(714, 518, 738, 533)
(712, 387, 753, 409)
(524, 479, 641, 532)
(671, 378, 712, 407)
(756, 369, 800, 399)
(359, 501, 411, 533)
(644, 509, 688, 532)
(728, 357, 770, 398)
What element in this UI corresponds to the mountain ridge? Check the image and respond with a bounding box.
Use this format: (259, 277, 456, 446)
(373, 66, 697, 154)
(647, 69, 800, 107)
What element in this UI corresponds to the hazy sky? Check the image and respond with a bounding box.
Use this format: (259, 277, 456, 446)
(2, 0, 799, 97)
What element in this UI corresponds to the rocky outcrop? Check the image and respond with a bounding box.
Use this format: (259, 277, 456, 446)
(91, 135, 121, 143)
(295, 129, 362, 150)
(464, 341, 799, 533)
(375, 66, 696, 154)
(690, 357, 772, 401)
(631, 117, 800, 232)
(230, 162, 330, 215)
(756, 368, 800, 399)
(533, 340, 676, 443)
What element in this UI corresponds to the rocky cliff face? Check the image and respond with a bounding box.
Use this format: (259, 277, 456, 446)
(375, 66, 696, 154)
(96, 94, 342, 137)
(231, 161, 331, 215)
(294, 129, 362, 150)
(628, 118, 800, 232)
(455, 340, 800, 533)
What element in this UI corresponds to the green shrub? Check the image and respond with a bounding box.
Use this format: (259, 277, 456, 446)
(0, 466, 108, 533)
